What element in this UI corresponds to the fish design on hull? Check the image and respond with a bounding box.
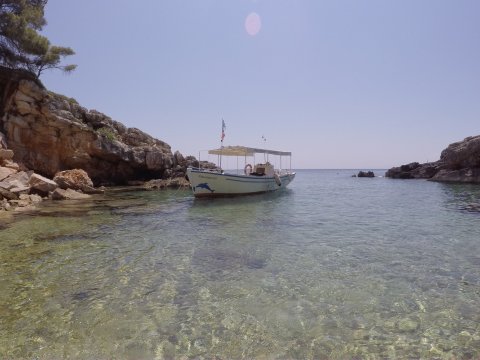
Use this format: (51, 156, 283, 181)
(195, 183, 215, 193)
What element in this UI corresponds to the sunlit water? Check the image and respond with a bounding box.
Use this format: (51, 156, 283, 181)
(1, 170, 479, 359)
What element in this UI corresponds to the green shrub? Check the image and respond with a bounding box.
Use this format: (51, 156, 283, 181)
(48, 91, 78, 104)
(97, 127, 117, 142)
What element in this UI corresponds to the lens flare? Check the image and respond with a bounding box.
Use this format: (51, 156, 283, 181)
(245, 12, 261, 36)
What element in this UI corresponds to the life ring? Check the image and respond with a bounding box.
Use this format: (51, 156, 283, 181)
(274, 173, 282, 186)
(244, 163, 253, 175)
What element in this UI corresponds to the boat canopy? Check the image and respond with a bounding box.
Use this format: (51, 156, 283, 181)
(208, 145, 291, 157)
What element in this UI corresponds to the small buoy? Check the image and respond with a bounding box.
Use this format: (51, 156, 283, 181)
(274, 173, 282, 186)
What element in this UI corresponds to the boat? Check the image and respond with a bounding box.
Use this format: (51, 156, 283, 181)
(186, 145, 296, 198)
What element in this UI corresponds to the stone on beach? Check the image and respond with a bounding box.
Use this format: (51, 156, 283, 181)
(29, 173, 58, 194)
(53, 169, 93, 191)
(0, 167, 16, 181)
(0, 187, 18, 200)
(0, 171, 31, 191)
(2, 160, 20, 171)
(0, 149, 14, 161)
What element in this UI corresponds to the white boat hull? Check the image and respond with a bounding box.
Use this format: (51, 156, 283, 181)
(186, 168, 296, 198)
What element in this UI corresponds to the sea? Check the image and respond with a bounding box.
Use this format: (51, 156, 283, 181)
(1, 169, 479, 359)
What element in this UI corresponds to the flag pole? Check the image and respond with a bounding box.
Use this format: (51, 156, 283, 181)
(220, 119, 226, 169)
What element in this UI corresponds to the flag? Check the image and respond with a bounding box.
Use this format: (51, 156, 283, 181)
(221, 119, 226, 142)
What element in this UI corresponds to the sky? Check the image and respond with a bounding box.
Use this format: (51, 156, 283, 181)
(41, 0, 480, 169)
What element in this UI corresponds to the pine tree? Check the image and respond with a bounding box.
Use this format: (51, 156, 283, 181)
(0, 0, 76, 77)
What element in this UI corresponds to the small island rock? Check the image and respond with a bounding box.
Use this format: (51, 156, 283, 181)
(357, 171, 375, 178)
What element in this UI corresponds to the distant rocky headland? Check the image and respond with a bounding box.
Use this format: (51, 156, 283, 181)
(386, 135, 480, 183)
(0, 66, 211, 212)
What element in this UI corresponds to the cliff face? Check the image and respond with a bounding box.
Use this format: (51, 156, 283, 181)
(0, 67, 181, 185)
(386, 135, 480, 183)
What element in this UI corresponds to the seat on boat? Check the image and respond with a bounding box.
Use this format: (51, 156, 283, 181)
(251, 165, 265, 176)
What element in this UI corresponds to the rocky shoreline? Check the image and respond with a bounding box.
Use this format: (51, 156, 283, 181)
(0, 66, 220, 213)
(385, 135, 480, 183)
(0, 144, 188, 212)
(0, 66, 200, 185)
(0, 145, 100, 211)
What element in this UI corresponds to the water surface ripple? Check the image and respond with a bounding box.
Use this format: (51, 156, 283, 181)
(1, 170, 479, 358)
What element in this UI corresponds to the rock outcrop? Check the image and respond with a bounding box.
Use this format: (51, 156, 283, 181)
(0, 66, 182, 185)
(386, 135, 480, 183)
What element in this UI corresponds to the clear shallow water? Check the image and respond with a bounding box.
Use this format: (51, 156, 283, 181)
(1, 169, 479, 359)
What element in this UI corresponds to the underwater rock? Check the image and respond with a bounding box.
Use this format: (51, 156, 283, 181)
(51, 188, 92, 200)
(397, 318, 419, 332)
